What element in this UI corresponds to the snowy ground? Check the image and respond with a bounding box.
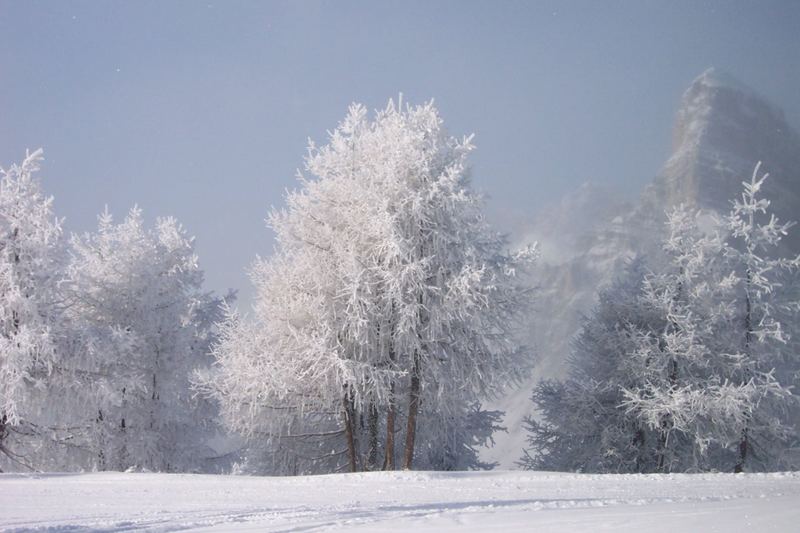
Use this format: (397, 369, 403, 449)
(3, 471, 799, 532)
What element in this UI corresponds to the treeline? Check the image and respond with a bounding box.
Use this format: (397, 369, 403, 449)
(0, 150, 227, 472)
(1, 101, 535, 474)
(2, 100, 798, 475)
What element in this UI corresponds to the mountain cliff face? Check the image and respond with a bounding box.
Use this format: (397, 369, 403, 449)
(640, 68, 800, 248)
(485, 69, 800, 469)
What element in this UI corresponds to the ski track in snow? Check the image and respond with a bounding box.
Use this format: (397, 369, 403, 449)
(3, 471, 800, 532)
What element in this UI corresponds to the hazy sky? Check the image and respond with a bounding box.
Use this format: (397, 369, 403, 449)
(2, 0, 799, 305)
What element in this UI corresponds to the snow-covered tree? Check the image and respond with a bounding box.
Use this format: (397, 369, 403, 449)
(523, 164, 799, 473)
(721, 163, 800, 472)
(201, 98, 535, 474)
(521, 259, 662, 472)
(67, 207, 223, 472)
(618, 206, 757, 472)
(0, 149, 77, 471)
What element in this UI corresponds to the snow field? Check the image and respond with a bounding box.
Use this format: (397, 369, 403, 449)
(3, 470, 799, 532)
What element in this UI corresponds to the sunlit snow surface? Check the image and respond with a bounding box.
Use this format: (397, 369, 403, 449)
(3, 471, 799, 532)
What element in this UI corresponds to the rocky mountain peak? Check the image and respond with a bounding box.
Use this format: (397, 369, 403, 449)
(644, 68, 800, 226)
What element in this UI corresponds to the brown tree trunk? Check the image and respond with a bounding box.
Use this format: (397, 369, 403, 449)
(343, 388, 358, 473)
(383, 385, 396, 470)
(402, 352, 421, 470)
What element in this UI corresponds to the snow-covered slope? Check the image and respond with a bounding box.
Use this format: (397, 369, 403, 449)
(2, 471, 799, 532)
(485, 68, 800, 468)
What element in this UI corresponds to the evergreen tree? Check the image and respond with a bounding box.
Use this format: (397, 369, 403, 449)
(521, 259, 661, 472)
(524, 165, 799, 472)
(68, 207, 222, 471)
(722, 163, 800, 472)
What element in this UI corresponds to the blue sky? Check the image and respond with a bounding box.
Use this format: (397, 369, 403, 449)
(2, 0, 799, 304)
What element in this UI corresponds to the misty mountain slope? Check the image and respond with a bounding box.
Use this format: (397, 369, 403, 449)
(639, 67, 800, 248)
(484, 183, 635, 468)
(484, 68, 800, 469)
(524, 184, 635, 380)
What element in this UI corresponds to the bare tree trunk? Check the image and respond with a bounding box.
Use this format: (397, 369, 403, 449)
(633, 426, 646, 473)
(402, 276, 427, 472)
(654, 276, 684, 473)
(735, 427, 749, 473)
(367, 402, 379, 470)
(656, 358, 678, 473)
(118, 387, 128, 471)
(96, 410, 106, 470)
(735, 270, 753, 474)
(656, 424, 669, 473)
(0, 413, 7, 456)
(382, 385, 396, 470)
(342, 388, 358, 473)
(382, 326, 397, 471)
(402, 352, 421, 470)
(0, 413, 6, 473)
